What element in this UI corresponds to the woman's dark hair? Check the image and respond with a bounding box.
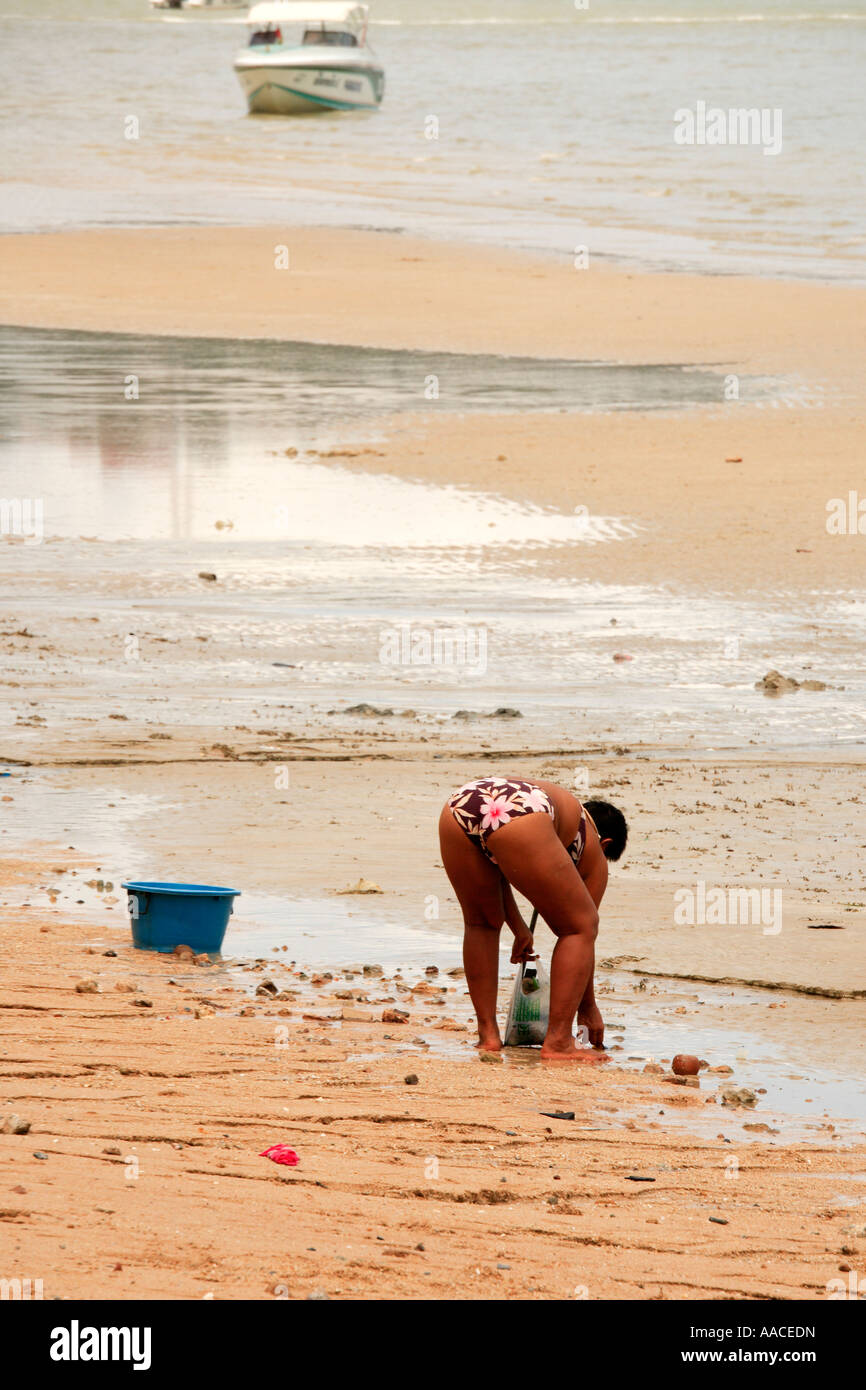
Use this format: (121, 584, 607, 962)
(584, 799, 628, 862)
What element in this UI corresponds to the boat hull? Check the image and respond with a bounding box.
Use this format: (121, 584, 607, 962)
(235, 55, 384, 114)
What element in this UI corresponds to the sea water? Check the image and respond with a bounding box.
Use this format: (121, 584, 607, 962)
(0, 0, 864, 279)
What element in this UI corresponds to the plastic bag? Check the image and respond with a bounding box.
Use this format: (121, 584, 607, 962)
(259, 1144, 299, 1166)
(503, 908, 589, 1048)
(504, 953, 550, 1047)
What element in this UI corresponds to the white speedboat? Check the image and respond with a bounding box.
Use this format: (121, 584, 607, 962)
(234, 3, 384, 114)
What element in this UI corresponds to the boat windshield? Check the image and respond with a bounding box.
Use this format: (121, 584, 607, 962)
(302, 28, 358, 46)
(250, 26, 281, 45)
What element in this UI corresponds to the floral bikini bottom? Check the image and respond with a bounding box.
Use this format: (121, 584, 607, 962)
(447, 776, 586, 867)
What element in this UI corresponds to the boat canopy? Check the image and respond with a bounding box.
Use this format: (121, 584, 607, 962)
(245, 2, 368, 31)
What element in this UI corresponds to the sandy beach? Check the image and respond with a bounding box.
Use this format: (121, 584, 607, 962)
(2, 829, 864, 1303)
(1, 220, 865, 1304)
(2, 225, 865, 372)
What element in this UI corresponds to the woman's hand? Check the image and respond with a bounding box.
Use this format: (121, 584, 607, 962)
(578, 1000, 605, 1049)
(510, 928, 537, 965)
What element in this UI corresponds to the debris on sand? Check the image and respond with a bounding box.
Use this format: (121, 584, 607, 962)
(404, 1074, 419, 1086)
(643, 1062, 664, 1074)
(172, 943, 196, 960)
(382, 1008, 409, 1024)
(337, 878, 383, 895)
(344, 702, 394, 717)
(1, 1115, 31, 1135)
(255, 980, 278, 997)
(259, 1144, 299, 1167)
(479, 1050, 503, 1064)
(75, 980, 99, 994)
(756, 669, 827, 695)
(452, 707, 523, 720)
(197, 571, 217, 583)
(719, 1086, 757, 1109)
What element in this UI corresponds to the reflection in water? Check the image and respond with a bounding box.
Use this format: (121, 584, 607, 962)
(0, 326, 860, 752)
(0, 325, 804, 539)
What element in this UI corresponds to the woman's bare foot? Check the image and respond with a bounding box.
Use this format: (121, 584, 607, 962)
(540, 1041, 609, 1062)
(476, 1030, 503, 1052)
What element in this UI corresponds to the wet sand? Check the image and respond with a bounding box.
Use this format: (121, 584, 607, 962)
(3, 757, 866, 999)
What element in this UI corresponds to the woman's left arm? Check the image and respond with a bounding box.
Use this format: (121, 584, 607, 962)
(502, 880, 536, 963)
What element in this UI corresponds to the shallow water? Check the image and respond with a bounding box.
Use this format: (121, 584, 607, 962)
(228, 897, 866, 1140)
(62, 878, 866, 1144)
(1, 1, 865, 279)
(4, 791, 863, 1148)
(1, 325, 862, 753)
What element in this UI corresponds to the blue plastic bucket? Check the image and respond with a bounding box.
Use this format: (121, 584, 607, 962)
(122, 881, 240, 954)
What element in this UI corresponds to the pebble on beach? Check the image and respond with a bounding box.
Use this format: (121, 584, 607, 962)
(337, 879, 383, 895)
(1, 1115, 31, 1135)
(719, 1087, 758, 1109)
(672, 1054, 701, 1076)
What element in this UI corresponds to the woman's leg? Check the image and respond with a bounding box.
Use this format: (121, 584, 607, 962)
(486, 813, 602, 1060)
(438, 805, 506, 1050)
